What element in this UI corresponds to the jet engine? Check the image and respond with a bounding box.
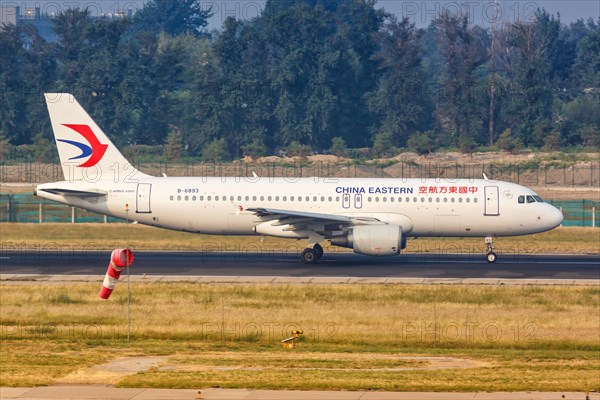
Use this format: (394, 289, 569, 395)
(330, 225, 403, 256)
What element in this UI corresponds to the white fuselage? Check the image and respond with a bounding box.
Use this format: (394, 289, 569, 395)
(36, 177, 564, 239)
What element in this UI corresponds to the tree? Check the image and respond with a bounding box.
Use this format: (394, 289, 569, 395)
(495, 128, 522, 153)
(408, 131, 436, 155)
(505, 10, 560, 146)
(52, 9, 93, 89)
(329, 137, 347, 157)
(202, 138, 229, 162)
(573, 19, 600, 90)
(133, 0, 211, 36)
(0, 24, 28, 144)
(165, 129, 184, 161)
(367, 17, 430, 148)
(433, 12, 488, 148)
(372, 131, 395, 158)
(0, 130, 12, 159)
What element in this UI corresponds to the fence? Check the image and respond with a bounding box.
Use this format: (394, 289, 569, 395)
(0, 161, 599, 187)
(1, 193, 598, 227)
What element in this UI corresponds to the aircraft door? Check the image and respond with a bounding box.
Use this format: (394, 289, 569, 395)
(136, 183, 152, 213)
(484, 186, 499, 216)
(354, 194, 363, 209)
(342, 193, 351, 209)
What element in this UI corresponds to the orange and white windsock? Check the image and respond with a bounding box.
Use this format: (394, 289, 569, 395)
(99, 249, 134, 299)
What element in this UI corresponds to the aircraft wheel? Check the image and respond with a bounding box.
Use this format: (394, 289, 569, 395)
(301, 248, 317, 264)
(486, 252, 497, 263)
(313, 243, 324, 260)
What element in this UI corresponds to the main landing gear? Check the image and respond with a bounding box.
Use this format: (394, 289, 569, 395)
(301, 243, 324, 264)
(485, 236, 497, 263)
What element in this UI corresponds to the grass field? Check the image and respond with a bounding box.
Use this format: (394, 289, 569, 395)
(1, 223, 599, 254)
(0, 282, 598, 391)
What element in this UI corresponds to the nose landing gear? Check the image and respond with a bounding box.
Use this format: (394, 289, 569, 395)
(485, 237, 497, 263)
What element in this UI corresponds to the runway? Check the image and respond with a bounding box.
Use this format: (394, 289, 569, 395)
(1, 250, 598, 280)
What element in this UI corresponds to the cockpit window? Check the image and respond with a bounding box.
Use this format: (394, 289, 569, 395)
(533, 195, 544, 203)
(518, 195, 525, 204)
(526, 195, 536, 203)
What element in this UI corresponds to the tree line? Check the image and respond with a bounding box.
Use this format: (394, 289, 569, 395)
(1, 0, 598, 162)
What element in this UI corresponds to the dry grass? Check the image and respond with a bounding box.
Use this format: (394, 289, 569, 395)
(1, 282, 599, 391)
(1, 223, 599, 254)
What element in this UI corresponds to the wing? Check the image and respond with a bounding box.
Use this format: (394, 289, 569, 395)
(246, 207, 383, 239)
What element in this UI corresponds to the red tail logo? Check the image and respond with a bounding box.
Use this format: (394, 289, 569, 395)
(58, 124, 108, 167)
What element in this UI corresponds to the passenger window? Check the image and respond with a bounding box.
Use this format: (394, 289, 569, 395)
(328, 196, 332, 202)
(421, 198, 425, 203)
(260, 196, 265, 201)
(321, 196, 325, 202)
(268, 196, 272, 201)
(237, 196, 242, 201)
(466, 198, 470, 203)
(518, 195, 525, 204)
(170, 195, 174, 201)
(252, 196, 256, 201)
(283, 196, 287, 201)
(474, 198, 478, 203)
(313, 196, 317, 202)
(428, 198, 433, 203)
(276, 196, 280, 201)
(458, 198, 463, 203)
(375, 197, 380, 202)
(192, 196, 196, 201)
(215, 196, 219, 201)
(526, 195, 535, 203)
(230, 196, 234, 201)
(336, 196, 340, 202)
(200, 196, 204, 201)
(245, 196, 249, 201)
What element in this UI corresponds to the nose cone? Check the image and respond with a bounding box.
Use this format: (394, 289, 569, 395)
(548, 205, 564, 230)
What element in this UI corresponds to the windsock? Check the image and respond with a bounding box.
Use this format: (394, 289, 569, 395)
(99, 249, 134, 299)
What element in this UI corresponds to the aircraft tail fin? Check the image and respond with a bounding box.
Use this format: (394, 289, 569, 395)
(44, 93, 150, 182)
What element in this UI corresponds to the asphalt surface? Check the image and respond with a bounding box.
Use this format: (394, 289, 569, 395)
(1, 250, 598, 279)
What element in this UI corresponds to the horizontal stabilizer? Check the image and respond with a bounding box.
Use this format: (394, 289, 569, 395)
(37, 188, 108, 198)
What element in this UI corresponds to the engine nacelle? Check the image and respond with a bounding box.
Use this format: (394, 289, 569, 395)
(331, 225, 402, 256)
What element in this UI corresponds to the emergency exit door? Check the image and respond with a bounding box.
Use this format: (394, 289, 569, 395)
(136, 183, 152, 213)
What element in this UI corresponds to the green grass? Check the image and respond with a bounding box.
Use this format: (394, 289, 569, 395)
(1, 224, 598, 253)
(0, 282, 599, 391)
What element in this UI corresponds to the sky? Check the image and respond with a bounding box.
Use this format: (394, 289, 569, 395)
(3, 0, 599, 29)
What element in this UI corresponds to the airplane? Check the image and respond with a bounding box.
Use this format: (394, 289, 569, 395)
(35, 93, 564, 264)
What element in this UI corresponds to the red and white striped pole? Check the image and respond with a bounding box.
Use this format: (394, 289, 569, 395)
(99, 249, 134, 299)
